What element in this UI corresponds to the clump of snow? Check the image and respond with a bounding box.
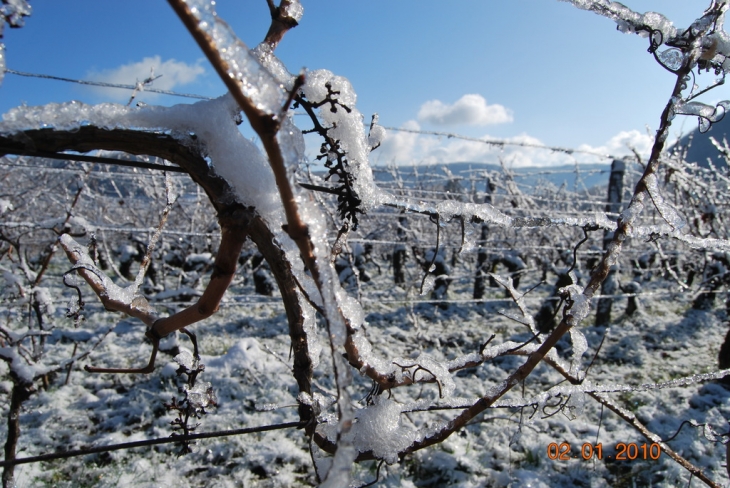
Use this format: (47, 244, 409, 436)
(32, 286, 56, 323)
(368, 114, 386, 149)
(420, 274, 436, 295)
(0, 0, 32, 28)
(174, 347, 196, 370)
(352, 397, 415, 464)
(302, 69, 382, 211)
(350, 330, 394, 375)
(559, 283, 591, 324)
(203, 338, 287, 381)
(704, 31, 730, 72)
(184, 381, 216, 409)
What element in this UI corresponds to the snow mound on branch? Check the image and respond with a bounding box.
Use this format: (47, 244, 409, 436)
(351, 397, 416, 464)
(0, 94, 281, 219)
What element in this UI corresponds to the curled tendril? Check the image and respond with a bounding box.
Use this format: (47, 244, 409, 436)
(671, 99, 730, 133)
(62, 270, 85, 320)
(648, 29, 664, 55)
(697, 103, 727, 133)
(663, 419, 730, 445)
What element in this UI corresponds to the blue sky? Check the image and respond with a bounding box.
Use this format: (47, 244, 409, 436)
(0, 1, 725, 167)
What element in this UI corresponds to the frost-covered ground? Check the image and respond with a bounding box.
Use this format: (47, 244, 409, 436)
(2, 247, 729, 488)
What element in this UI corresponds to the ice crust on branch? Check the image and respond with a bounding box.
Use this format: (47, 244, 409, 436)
(0, 0, 32, 86)
(59, 234, 158, 327)
(671, 99, 730, 133)
(282, 0, 304, 23)
(561, 0, 677, 38)
(252, 43, 297, 90)
(181, 0, 287, 115)
(563, 0, 730, 75)
(0, 0, 31, 30)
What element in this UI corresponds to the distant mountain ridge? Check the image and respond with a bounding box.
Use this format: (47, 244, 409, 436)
(675, 114, 730, 168)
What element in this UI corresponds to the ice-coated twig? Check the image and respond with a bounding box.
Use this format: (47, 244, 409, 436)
(263, 0, 303, 50)
(59, 234, 159, 328)
(559, 0, 678, 39)
(132, 172, 178, 292)
(562, 0, 730, 78)
(491, 369, 730, 408)
(490, 272, 538, 334)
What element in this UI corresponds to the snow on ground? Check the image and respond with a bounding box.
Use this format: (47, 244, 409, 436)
(1, 248, 729, 487)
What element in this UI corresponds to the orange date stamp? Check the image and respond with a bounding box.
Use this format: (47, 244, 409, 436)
(547, 442, 662, 461)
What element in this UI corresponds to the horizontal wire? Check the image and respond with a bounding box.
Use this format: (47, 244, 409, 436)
(214, 291, 672, 307)
(368, 186, 617, 207)
(0, 222, 220, 238)
(379, 126, 619, 160)
(4, 69, 213, 100)
(0, 420, 304, 468)
(0, 221, 691, 256)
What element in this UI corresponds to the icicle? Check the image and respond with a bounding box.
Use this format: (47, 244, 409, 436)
(568, 327, 588, 379)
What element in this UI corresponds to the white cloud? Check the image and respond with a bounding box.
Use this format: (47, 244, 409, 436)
(417, 94, 513, 126)
(577, 130, 653, 160)
(86, 56, 205, 101)
(375, 120, 428, 165)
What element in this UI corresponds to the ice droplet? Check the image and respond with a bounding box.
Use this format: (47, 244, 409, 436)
(699, 117, 711, 133)
(657, 49, 684, 71)
(184, 381, 216, 409)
